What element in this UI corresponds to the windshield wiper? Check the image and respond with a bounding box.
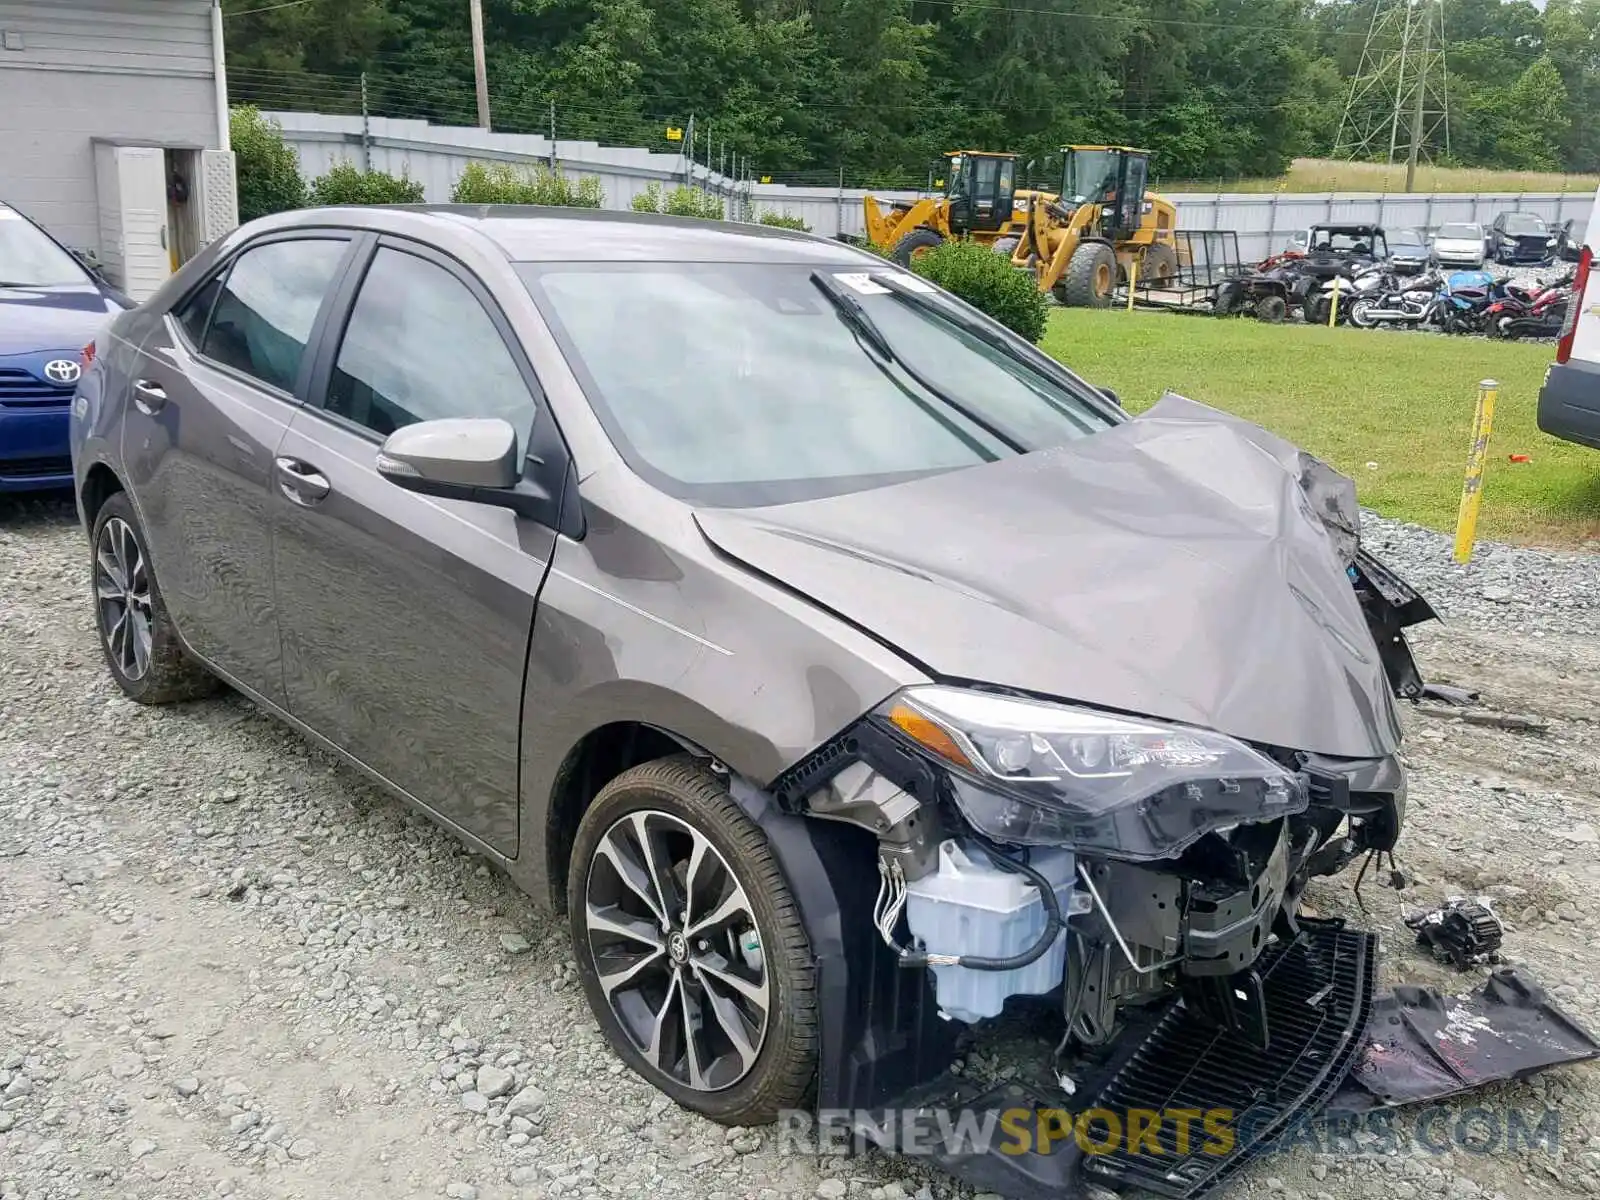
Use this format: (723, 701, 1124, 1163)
(872, 272, 1116, 420)
(809, 270, 1026, 453)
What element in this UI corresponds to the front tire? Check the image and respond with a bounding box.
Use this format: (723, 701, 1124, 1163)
(1255, 294, 1288, 323)
(568, 757, 817, 1126)
(890, 227, 944, 268)
(89, 492, 218, 705)
(1059, 241, 1117, 308)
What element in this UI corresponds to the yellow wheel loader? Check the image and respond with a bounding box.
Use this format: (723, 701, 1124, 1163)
(863, 151, 1030, 266)
(1010, 145, 1180, 308)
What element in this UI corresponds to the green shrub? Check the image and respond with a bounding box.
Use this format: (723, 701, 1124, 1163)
(450, 161, 604, 207)
(631, 182, 665, 213)
(307, 162, 425, 206)
(665, 186, 725, 220)
(910, 240, 1049, 343)
(757, 210, 810, 232)
(630, 183, 724, 220)
(230, 105, 305, 222)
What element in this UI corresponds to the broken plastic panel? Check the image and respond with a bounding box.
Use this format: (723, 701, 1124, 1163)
(1326, 967, 1600, 1114)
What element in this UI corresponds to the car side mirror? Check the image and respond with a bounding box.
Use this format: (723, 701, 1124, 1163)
(377, 417, 521, 502)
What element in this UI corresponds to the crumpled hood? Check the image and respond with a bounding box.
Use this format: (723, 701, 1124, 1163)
(695, 393, 1402, 759)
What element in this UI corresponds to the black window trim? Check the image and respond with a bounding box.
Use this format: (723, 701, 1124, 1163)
(164, 228, 363, 405)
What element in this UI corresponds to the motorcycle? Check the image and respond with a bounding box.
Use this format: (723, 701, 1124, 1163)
(1306, 263, 1391, 324)
(1486, 272, 1573, 339)
(1347, 272, 1442, 329)
(1426, 270, 1502, 334)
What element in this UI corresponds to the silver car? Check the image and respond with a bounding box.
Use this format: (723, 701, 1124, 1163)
(69, 206, 1430, 1175)
(1431, 221, 1487, 268)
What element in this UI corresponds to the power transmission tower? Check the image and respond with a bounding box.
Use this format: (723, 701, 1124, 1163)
(1332, 0, 1450, 186)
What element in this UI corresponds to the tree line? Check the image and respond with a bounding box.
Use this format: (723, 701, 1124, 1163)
(222, 0, 1598, 186)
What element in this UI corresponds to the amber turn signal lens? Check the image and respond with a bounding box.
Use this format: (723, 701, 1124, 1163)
(886, 701, 974, 770)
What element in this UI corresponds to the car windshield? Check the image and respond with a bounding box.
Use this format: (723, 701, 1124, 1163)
(1501, 214, 1547, 235)
(1439, 224, 1480, 239)
(518, 261, 1117, 507)
(1390, 231, 1426, 251)
(0, 206, 90, 287)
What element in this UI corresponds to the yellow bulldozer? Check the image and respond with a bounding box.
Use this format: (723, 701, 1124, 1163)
(862, 145, 1180, 308)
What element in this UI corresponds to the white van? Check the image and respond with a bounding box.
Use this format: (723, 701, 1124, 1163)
(1537, 186, 1599, 449)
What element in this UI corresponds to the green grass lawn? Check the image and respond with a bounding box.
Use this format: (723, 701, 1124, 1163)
(1040, 309, 1600, 547)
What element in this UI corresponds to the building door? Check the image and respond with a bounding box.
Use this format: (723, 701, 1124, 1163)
(92, 143, 171, 301)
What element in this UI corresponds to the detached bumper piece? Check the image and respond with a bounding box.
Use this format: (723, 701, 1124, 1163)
(1326, 967, 1600, 1114)
(1085, 923, 1375, 1198)
(873, 923, 1375, 1200)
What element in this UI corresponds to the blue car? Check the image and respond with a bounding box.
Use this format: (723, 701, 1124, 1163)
(1, 201, 130, 493)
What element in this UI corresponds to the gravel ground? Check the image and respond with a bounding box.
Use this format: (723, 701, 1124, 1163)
(3, 494, 1599, 1200)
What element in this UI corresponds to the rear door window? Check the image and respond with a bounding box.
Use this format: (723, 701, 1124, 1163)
(199, 238, 350, 394)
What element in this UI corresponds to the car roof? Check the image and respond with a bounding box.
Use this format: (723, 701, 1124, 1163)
(249, 204, 876, 266)
(1311, 223, 1383, 235)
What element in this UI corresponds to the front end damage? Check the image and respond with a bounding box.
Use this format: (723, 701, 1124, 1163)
(726, 422, 1596, 1198)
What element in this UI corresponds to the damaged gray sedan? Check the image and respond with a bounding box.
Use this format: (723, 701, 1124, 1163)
(71, 207, 1593, 1199)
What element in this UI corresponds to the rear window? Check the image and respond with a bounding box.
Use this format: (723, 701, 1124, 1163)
(200, 238, 348, 393)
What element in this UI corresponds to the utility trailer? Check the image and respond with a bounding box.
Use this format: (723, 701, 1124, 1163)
(1116, 229, 1244, 314)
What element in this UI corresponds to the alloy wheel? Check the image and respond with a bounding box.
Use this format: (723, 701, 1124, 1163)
(95, 516, 154, 680)
(582, 809, 770, 1092)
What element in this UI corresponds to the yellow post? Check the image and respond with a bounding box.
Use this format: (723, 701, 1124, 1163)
(1453, 379, 1500, 564)
(1328, 276, 1340, 328)
(1126, 259, 1138, 313)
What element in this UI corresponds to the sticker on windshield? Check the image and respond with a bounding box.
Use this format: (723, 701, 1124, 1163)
(888, 273, 938, 293)
(833, 272, 890, 295)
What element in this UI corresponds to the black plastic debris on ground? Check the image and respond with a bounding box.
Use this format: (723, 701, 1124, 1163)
(1324, 966, 1600, 1114)
(1084, 923, 1375, 1199)
(868, 922, 1376, 1200)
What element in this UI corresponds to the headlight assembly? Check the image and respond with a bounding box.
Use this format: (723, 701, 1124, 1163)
(873, 686, 1305, 859)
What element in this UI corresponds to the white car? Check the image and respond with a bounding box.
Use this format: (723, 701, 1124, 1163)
(1536, 187, 1598, 449)
(1431, 222, 1487, 268)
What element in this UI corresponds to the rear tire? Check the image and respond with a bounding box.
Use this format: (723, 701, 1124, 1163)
(88, 492, 219, 705)
(890, 227, 944, 268)
(1140, 243, 1178, 288)
(568, 757, 818, 1126)
(1213, 280, 1244, 316)
(1348, 298, 1378, 329)
(1059, 242, 1117, 308)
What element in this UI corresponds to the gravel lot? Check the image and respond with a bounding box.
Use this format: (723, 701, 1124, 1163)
(3, 493, 1599, 1200)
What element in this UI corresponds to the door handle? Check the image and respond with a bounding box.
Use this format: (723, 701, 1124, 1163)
(132, 379, 167, 415)
(274, 456, 332, 505)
